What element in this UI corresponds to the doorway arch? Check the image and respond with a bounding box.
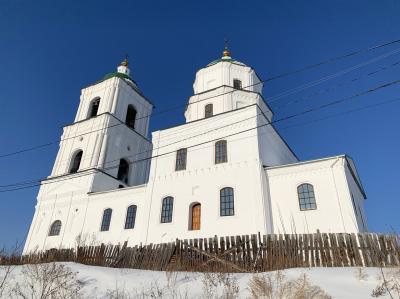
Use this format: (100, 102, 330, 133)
(189, 202, 201, 230)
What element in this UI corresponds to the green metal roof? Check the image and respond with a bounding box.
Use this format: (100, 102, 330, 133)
(206, 58, 246, 67)
(102, 72, 143, 95)
(103, 72, 132, 81)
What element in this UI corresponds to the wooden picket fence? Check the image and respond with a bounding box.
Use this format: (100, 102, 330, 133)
(7, 232, 400, 272)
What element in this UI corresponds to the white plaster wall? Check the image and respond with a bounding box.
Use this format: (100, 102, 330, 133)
(193, 61, 262, 94)
(51, 114, 110, 177)
(50, 114, 151, 192)
(24, 183, 148, 252)
(147, 106, 268, 243)
(185, 60, 266, 123)
(256, 113, 298, 167)
(145, 160, 267, 244)
(266, 156, 363, 234)
(97, 120, 152, 189)
(24, 60, 369, 255)
(24, 70, 154, 253)
(75, 77, 152, 137)
(24, 173, 94, 252)
(184, 87, 272, 123)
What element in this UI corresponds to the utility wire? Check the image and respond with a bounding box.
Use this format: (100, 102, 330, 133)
(1, 79, 399, 193)
(278, 97, 400, 131)
(267, 47, 400, 103)
(274, 59, 400, 111)
(1, 38, 400, 159)
(262, 37, 400, 82)
(43, 76, 400, 176)
(25, 107, 257, 172)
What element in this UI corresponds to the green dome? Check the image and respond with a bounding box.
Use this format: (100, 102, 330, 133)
(206, 58, 246, 67)
(102, 72, 141, 94)
(103, 72, 132, 81)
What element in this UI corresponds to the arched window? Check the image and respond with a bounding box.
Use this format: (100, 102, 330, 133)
(215, 140, 227, 164)
(48, 220, 62, 236)
(124, 205, 137, 229)
(204, 104, 213, 118)
(220, 187, 234, 216)
(161, 196, 174, 223)
(89, 98, 100, 118)
(100, 208, 112, 231)
(297, 183, 317, 211)
(175, 148, 187, 171)
(69, 150, 83, 174)
(125, 105, 137, 129)
(233, 79, 242, 90)
(190, 203, 201, 230)
(117, 159, 129, 184)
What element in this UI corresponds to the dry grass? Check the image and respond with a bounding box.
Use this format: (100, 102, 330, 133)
(248, 271, 331, 299)
(10, 262, 82, 299)
(0, 243, 22, 297)
(201, 272, 240, 299)
(372, 268, 400, 298)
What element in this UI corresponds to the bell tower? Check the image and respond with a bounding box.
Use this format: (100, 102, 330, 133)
(184, 46, 271, 123)
(46, 58, 154, 195)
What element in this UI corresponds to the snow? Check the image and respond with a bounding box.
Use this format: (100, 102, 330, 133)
(0, 262, 394, 298)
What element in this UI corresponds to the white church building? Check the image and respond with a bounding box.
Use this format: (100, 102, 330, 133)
(23, 47, 368, 253)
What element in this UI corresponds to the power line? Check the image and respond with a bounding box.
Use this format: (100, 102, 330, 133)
(274, 59, 400, 111)
(278, 97, 400, 131)
(1, 38, 400, 159)
(52, 78, 400, 173)
(0, 110, 264, 188)
(29, 107, 256, 172)
(1, 79, 399, 193)
(262, 37, 400, 82)
(267, 47, 400, 103)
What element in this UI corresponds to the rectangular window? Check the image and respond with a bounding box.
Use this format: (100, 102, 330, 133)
(215, 140, 227, 164)
(297, 184, 317, 211)
(175, 148, 187, 171)
(161, 197, 174, 223)
(124, 205, 137, 229)
(100, 209, 112, 231)
(220, 187, 234, 216)
(233, 79, 242, 90)
(205, 104, 213, 118)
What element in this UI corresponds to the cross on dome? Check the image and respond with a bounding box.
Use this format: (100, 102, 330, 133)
(120, 54, 129, 67)
(117, 54, 131, 76)
(222, 38, 231, 59)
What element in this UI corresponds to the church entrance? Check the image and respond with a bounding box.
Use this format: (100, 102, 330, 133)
(191, 203, 201, 230)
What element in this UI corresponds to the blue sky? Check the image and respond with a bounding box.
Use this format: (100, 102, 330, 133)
(0, 1, 399, 248)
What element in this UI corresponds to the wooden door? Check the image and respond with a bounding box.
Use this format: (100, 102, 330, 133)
(192, 204, 201, 230)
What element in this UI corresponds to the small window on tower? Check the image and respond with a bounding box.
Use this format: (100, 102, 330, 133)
(215, 140, 227, 164)
(233, 79, 242, 90)
(89, 98, 100, 118)
(125, 105, 137, 129)
(69, 150, 83, 174)
(204, 104, 213, 118)
(117, 159, 129, 184)
(48, 220, 62, 236)
(175, 148, 187, 171)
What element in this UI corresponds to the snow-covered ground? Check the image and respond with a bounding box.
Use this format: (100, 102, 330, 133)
(0, 262, 396, 298)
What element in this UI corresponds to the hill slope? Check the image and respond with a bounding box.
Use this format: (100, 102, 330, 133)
(0, 262, 396, 298)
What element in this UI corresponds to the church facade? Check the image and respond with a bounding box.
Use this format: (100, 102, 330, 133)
(23, 48, 368, 253)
